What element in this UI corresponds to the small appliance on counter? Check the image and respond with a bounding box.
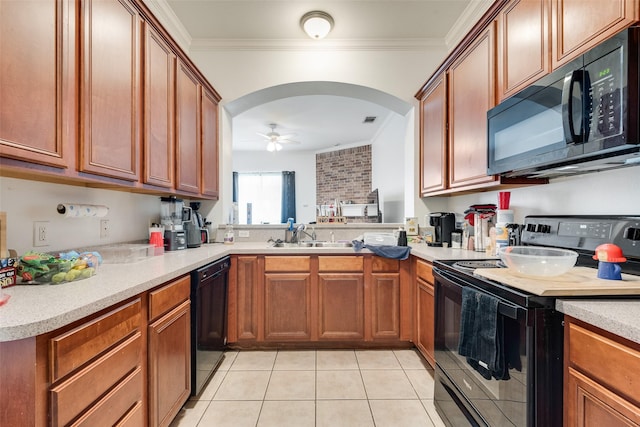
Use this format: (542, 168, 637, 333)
(183, 206, 202, 249)
(160, 196, 186, 251)
(427, 212, 456, 247)
(190, 202, 209, 244)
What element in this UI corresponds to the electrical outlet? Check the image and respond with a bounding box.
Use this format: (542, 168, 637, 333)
(33, 221, 49, 247)
(238, 230, 250, 238)
(100, 219, 110, 238)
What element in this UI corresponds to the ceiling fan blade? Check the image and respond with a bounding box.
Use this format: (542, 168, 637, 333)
(279, 139, 301, 144)
(278, 133, 296, 140)
(256, 132, 271, 139)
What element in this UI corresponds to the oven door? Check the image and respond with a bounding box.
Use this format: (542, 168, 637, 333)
(433, 267, 529, 427)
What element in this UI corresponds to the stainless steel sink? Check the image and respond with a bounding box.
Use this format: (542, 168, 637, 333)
(315, 242, 353, 248)
(271, 241, 352, 248)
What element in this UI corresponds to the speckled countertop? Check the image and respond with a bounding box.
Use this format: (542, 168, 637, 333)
(2, 242, 637, 345)
(556, 299, 640, 344)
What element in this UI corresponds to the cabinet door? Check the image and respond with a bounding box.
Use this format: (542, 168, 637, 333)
(143, 23, 175, 189)
(0, 0, 76, 168)
(370, 273, 400, 340)
(175, 61, 201, 194)
(233, 256, 261, 342)
(552, 0, 638, 69)
(200, 88, 219, 198)
(148, 300, 191, 427)
(498, 0, 550, 101)
(448, 23, 498, 189)
(318, 273, 364, 340)
(79, 0, 141, 181)
(416, 278, 435, 367)
(566, 367, 640, 426)
(419, 72, 448, 195)
(264, 273, 311, 341)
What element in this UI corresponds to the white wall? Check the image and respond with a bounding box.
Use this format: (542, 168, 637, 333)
(232, 150, 317, 223)
(442, 167, 640, 224)
(371, 114, 407, 222)
(0, 177, 162, 255)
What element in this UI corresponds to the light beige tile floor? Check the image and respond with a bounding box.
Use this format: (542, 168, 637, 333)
(170, 349, 446, 427)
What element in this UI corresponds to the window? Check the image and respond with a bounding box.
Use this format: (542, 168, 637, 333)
(236, 172, 282, 224)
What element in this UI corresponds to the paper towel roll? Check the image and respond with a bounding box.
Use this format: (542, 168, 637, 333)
(57, 204, 109, 218)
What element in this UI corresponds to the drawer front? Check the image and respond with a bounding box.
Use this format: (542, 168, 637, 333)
(568, 321, 640, 405)
(51, 332, 142, 427)
(372, 256, 399, 272)
(264, 256, 310, 272)
(318, 256, 363, 272)
(50, 298, 142, 382)
(70, 368, 143, 427)
(416, 259, 434, 283)
(149, 275, 191, 321)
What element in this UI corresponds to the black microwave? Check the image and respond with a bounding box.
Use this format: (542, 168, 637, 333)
(487, 27, 640, 178)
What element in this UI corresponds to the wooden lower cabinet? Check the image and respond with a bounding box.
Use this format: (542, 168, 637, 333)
(370, 273, 400, 340)
(414, 259, 435, 367)
(229, 254, 411, 347)
(0, 275, 192, 427)
(264, 273, 312, 341)
(148, 276, 191, 427)
(564, 316, 640, 426)
(318, 273, 364, 340)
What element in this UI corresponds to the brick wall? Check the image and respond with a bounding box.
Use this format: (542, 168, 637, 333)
(316, 145, 373, 222)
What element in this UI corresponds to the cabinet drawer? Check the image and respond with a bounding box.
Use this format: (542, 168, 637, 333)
(372, 257, 399, 272)
(51, 332, 142, 426)
(50, 299, 142, 382)
(264, 256, 310, 272)
(568, 321, 640, 405)
(318, 256, 363, 272)
(416, 260, 434, 283)
(149, 275, 190, 321)
(69, 368, 143, 427)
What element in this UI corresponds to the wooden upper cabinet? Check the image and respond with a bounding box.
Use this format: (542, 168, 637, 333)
(0, 0, 76, 168)
(79, 0, 141, 181)
(498, 0, 550, 101)
(200, 88, 220, 198)
(143, 22, 175, 189)
(552, 0, 639, 69)
(175, 61, 201, 194)
(448, 23, 498, 189)
(419, 73, 448, 196)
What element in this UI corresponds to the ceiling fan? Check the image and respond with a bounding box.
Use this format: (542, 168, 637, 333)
(257, 123, 300, 152)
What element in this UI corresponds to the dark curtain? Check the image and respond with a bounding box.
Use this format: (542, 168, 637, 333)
(232, 171, 238, 203)
(281, 171, 296, 223)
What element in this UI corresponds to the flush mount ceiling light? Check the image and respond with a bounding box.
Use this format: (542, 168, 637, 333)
(300, 11, 334, 39)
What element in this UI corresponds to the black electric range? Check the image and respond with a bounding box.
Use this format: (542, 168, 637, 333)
(432, 215, 640, 427)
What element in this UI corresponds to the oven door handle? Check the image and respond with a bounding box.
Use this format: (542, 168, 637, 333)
(434, 267, 523, 321)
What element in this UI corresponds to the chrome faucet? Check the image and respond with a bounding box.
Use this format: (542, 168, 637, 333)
(293, 223, 316, 243)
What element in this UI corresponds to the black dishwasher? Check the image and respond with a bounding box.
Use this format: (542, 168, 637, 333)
(190, 256, 229, 396)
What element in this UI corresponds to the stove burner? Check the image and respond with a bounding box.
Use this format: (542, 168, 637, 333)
(452, 260, 504, 271)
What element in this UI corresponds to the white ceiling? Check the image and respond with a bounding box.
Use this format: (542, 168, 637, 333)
(162, 0, 478, 152)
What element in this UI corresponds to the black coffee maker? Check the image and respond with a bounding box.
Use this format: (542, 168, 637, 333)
(427, 212, 456, 247)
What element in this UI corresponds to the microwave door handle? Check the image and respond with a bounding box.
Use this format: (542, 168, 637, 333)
(562, 70, 584, 144)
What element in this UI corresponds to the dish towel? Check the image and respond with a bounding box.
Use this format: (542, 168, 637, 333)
(458, 287, 509, 380)
(351, 241, 411, 260)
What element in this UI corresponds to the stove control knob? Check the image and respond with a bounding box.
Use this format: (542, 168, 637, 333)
(624, 227, 640, 241)
(535, 224, 550, 233)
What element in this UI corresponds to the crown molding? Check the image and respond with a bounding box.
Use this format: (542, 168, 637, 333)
(142, 0, 192, 51)
(444, 0, 494, 51)
(190, 38, 444, 52)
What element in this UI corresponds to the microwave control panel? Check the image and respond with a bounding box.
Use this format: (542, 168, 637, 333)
(586, 48, 624, 139)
